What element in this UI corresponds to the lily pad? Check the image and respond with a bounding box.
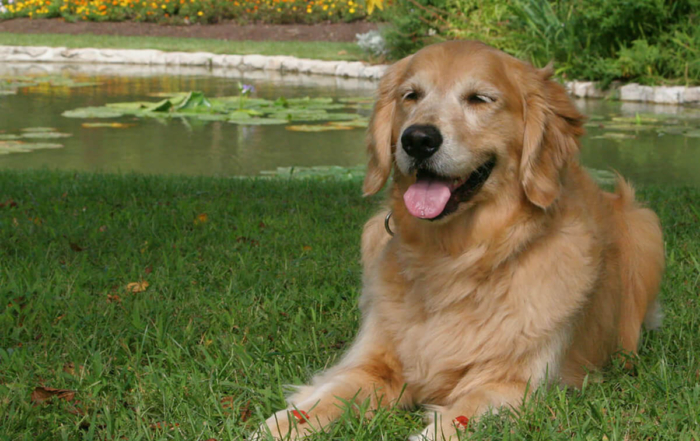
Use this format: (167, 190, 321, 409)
(329, 119, 369, 128)
(195, 114, 233, 121)
(63, 107, 124, 119)
(21, 127, 56, 133)
(656, 127, 687, 135)
(592, 133, 637, 141)
(175, 91, 212, 111)
(338, 97, 375, 104)
(285, 97, 334, 105)
(601, 123, 657, 132)
(81, 122, 134, 128)
(611, 116, 661, 124)
(0, 140, 63, 154)
(21, 132, 72, 139)
(229, 118, 289, 125)
(287, 124, 355, 132)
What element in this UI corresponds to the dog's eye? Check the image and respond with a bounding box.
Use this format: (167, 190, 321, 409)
(402, 91, 420, 102)
(465, 94, 495, 105)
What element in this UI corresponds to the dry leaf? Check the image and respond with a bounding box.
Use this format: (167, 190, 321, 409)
(126, 281, 149, 293)
(194, 213, 208, 224)
(107, 294, 122, 304)
(63, 363, 75, 375)
(0, 198, 18, 208)
(150, 421, 180, 431)
(144, 266, 153, 274)
(31, 386, 75, 405)
(69, 242, 84, 252)
(221, 396, 234, 410)
(240, 402, 252, 422)
(302, 245, 312, 251)
(98, 225, 107, 232)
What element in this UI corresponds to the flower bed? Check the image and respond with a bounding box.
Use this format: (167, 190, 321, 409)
(0, 0, 377, 23)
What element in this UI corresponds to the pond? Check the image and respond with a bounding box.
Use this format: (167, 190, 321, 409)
(2, 63, 700, 185)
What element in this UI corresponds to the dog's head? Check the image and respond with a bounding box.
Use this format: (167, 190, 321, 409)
(363, 41, 585, 221)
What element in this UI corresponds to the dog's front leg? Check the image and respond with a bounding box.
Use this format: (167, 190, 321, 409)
(409, 382, 527, 441)
(253, 316, 408, 440)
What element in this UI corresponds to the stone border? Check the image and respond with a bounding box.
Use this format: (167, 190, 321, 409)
(566, 80, 700, 105)
(0, 45, 388, 80)
(2, 45, 699, 104)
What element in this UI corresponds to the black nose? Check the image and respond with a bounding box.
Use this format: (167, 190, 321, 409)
(401, 124, 442, 161)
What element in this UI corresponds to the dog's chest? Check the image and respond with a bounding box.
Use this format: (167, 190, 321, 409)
(385, 278, 514, 402)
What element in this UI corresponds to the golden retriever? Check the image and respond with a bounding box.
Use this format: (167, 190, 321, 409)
(254, 40, 665, 440)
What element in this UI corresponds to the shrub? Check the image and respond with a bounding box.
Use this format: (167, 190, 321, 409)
(381, 0, 700, 85)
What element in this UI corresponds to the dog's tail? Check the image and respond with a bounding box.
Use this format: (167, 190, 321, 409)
(612, 176, 665, 350)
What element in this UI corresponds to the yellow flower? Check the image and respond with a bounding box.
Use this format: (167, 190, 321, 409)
(197, 10, 203, 15)
(161, 4, 166, 8)
(365, 0, 383, 14)
(349, 7, 355, 12)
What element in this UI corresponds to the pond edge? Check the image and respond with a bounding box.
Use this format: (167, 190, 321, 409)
(2, 45, 699, 105)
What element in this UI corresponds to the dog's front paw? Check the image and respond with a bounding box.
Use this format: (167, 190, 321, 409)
(250, 409, 318, 440)
(408, 413, 468, 441)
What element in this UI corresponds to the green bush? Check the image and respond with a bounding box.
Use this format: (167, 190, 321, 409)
(381, 0, 700, 85)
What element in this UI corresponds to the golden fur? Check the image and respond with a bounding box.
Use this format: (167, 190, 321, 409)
(254, 40, 665, 440)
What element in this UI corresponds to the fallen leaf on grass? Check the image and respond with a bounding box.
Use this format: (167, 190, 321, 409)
(31, 386, 75, 405)
(302, 245, 312, 251)
(106, 294, 122, 304)
(0, 198, 18, 208)
(145, 265, 153, 274)
(194, 213, 208, 224)
(63, 362, 85, 376)
(98, 225, 107, 232)
(240, 402, 252, 422)
(126, 281, 149, 293)
(221, 396, 234, 410)
(236, 236, 259, 247)
(150, 421, 180, 431)
(69, 242, 84, 252)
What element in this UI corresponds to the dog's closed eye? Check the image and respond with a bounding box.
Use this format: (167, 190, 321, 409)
(402, 90, 421, 102)
(464, 93, 495, 105)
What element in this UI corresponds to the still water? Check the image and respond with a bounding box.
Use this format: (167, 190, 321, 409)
(1, 63, 699, 185)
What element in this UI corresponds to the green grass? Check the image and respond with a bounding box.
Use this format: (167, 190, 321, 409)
(0, 33, 365, 61)
(0, 170, 698, 440)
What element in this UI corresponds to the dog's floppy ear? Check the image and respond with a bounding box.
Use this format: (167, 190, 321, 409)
(363, 56, 412, 196)
(521, 64, 585, 208)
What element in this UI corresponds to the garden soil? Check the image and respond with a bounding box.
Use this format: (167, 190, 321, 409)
(0, 18, 379, 42)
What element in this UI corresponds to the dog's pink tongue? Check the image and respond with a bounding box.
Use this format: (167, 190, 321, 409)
(403, 178, 451, 219)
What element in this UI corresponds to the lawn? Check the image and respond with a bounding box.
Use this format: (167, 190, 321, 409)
(0, 170, 698, 440)
(0, 33, 365, 61)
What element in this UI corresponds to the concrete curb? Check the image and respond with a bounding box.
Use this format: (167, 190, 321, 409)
(565, 80, 700, 105)
(2, 46, 699, 104)
(0, 45, 388, 80)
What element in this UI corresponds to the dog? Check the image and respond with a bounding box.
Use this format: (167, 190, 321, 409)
(254, 40, 665, 440)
